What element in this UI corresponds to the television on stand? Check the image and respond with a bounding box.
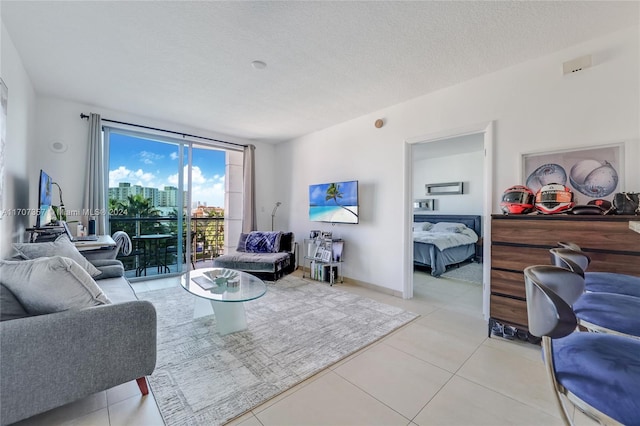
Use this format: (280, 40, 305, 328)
(308, 180, 359, 224)
(36, 169, 56, 228)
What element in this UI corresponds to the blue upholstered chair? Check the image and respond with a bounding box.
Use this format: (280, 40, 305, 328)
(550, 246, 640, 298)
(525, 265, 640, 338)
(524, 266, 640, 425)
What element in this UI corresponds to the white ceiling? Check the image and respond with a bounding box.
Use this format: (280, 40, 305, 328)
(2, 1, 638, 143)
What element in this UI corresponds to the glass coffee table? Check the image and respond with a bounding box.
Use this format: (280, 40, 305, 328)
(180, 268, 267, 335)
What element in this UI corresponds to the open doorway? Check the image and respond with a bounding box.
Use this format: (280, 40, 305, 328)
(403, 122, 493, 320)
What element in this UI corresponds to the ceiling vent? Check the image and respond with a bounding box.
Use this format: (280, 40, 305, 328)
(562, 55, 592, 75)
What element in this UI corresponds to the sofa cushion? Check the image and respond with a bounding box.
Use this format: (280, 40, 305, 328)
(0, 256, 111, 315)
(213, 251, 290, 273)
(279, 232, 293, 252)
(245, 231, 282, 253)
(0, 283, 30, 321)
(95, 276, 138, 304)
(13, 235, 102, 278)
(89, 259, 125, 279)
(236, 233, 250, 252)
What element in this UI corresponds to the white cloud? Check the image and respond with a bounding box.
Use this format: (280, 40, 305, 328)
(111, 165, 225, 207)
(133, 169, 156, 185)
(170, 152, 179, 160)
(192, 178, 225, 208)
(166, 166, 225, 207)
(109, 166, 131, 185)
(109, 166, 156, 188)
(139, 151, 164, 165)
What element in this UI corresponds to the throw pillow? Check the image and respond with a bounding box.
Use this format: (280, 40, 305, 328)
(413, 222, 433, 231)
(13, 235, 102, 277)
(279, 232, 293, 252)
(0, 256, 111, 315)
(245, 231, 282, 253)
(236, 233, 249, 252)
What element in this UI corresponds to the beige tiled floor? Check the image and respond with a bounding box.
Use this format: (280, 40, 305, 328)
(13, 268, 593, 426)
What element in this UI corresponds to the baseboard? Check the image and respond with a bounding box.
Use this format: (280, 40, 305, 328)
(342, 277, 403, 298)
(296, 268, 403, 298)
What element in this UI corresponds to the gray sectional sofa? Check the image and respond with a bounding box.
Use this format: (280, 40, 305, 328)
(213, 231, 297, 280)
(0, 252, 156, 426)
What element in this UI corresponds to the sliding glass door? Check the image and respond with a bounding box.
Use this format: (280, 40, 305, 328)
(105, 128, 227, 280)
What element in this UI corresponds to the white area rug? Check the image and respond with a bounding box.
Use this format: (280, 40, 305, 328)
(139, 275, 418, 425)
(440, 262, 483, 284)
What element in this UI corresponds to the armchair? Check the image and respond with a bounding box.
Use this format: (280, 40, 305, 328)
(213, 231, 297, 280)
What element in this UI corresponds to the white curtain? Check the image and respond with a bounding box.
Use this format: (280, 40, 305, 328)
(82, 113, 106, 234)
(242, 144, 256, 232)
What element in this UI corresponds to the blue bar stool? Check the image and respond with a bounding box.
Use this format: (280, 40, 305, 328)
(525, 265, 640, 339)
(550, 246, 640, 298)
(524, 268, 640, 425)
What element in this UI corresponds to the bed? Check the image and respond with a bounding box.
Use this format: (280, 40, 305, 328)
(413, 214, 482, 277)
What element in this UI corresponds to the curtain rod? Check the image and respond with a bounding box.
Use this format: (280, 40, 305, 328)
(79, 113, 247, 148)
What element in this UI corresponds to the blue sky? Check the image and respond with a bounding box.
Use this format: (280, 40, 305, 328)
(108, 133, 226, 207)
(309, 181, 358, 206)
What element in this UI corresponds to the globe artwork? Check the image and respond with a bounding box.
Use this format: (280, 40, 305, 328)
(526, 163, 567, 194)
(569, 160, 618, 197)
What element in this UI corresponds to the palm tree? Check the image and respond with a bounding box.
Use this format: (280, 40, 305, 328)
(110, 194, 161, 237)
(108, 198, 127, 215)
(124, 194, 160, 218)
(325, 183, 358, 219)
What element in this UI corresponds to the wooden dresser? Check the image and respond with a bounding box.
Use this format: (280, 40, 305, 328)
(490, 214, 640, 332)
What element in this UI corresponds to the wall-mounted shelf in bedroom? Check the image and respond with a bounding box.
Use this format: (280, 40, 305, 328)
(426, 181, 463, 195)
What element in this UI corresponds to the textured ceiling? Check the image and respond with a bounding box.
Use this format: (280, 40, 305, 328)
(2, 1, 638, 143)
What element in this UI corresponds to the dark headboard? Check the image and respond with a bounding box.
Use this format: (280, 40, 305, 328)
(414, 214, 482, 237)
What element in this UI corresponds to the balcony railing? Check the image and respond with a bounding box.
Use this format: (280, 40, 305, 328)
(109, 216, 224, 279)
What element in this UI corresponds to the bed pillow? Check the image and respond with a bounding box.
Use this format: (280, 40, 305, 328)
(13, 235, 102, 278)
(412, 222, 433, 231)
(0, 256, 111, 315)
(431, 222, 467, 233)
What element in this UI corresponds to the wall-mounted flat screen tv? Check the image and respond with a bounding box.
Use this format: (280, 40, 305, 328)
(36, 169, 55, 228)
(309, 180, 359, 224)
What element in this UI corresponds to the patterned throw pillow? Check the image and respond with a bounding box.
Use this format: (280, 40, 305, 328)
(245, 231, 282, 253)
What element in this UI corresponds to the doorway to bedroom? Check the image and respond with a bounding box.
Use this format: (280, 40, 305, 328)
(405, 122, 493, 320)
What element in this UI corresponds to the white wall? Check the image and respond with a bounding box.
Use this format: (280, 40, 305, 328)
(413, 150, 484, 216)
(277, 25, 639, 294)
(33, 98, 278, 232)
(1, 24, 36, 258)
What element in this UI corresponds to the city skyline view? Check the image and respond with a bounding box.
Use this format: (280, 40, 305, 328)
(108, 132, 226, 207)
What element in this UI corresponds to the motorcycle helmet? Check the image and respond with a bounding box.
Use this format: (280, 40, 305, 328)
(587, 199, 613, 212)
(535, 183, 575, 214)
(501, 185, 535, 214)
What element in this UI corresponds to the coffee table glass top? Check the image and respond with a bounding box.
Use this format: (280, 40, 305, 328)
(180, 268, 266, 302)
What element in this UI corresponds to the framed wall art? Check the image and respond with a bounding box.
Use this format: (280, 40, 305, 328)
(426, 181, 463, 195)
(413, 198, 435, 211)
(522, 143, 623, 205)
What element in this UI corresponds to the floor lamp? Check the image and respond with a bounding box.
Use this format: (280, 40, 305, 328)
(271, 202, 281, 231)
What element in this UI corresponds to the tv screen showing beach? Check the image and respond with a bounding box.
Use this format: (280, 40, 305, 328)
(309, 181, 359, 224)
(37, 169, 55, 228)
